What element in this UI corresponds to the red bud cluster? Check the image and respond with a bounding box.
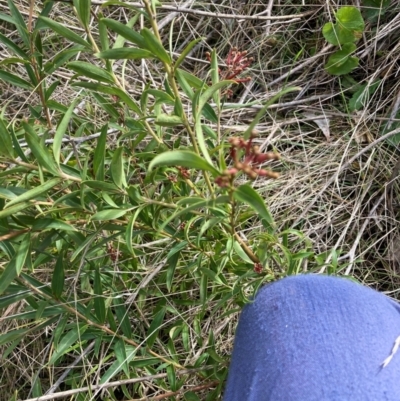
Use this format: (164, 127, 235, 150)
(206, 47, 254, 98)
(215, 134, 280, 187)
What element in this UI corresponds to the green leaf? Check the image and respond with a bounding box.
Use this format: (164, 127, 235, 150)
(49, 324, 88, 364)
(93, 124, 107, 180)
(44, 46, 85, 75)
(233, 240, 253, 264)
(184, 391, 201, 401)
(166, 252, 179, 292)
(234, 184, 275, 230)
(147, 307, 166, 347)
(96, 47, 153, 60)
(113, 298, 132, 338)
(100, 345, 136, 383)
(53, 101, 76, 165)
(83, 180, 120, 192)
(94, 268, 106, 323)
(111, 147, 127, 188)
(159, 196, 228, 232)
(0, 201, 32, 219)
(7, 0, 29, 47)
(174, 37, 203, 70)
(6, 177, 63, 208)
(0, 234, 30, 295)
(155, 114, 184, 127)
(51, 252, 65, 299)
(0, 32, 28, 59)
(23, 123, 60, 175)
(325, 44, 358, 75)
(67, 61, 114, 83)
(140, 28, 171, 64)
(114, 339, 129, 376)
(101, 18, 147, 48)
(194, 118, 212, 166)
(0, 70, 32, 89)
(0, 290, 30, 309)
(39, 16, 90, 47)
(0, 118, 14, 157)
(322, 6, 364, 45)
(91, 209, 128, 221)
(73, 0, 91, 28)
(149, 150, 219, 176)
(72, 81, 142, 114)
(349, 80, 381, 111)
(32, 218, 77, 232)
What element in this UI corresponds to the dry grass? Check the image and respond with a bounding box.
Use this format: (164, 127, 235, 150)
(1, 0, 400, 399)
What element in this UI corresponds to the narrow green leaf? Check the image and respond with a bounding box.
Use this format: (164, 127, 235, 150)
(72, 81, 142, 114)
(174, 37, 203, 70)
(101, 18, 147, 49)
(0, 290, 30, 309)
(53, 101, 76, 165)
(0, 328, 27, 346)
(39, 16, 90, 47)
(6, 177, 62, 208)
(7, 0, 29, 47)
(83, 180, 120, 192)
(96, 47, 153, 60)
(73, 0, 91, 28)
(23, 122, 59, 175)
(94, 268, 106, 323)
(159, 196, 228, 232)
(149, 150, 219, 176)
(113, 298, 132, 338)
(194, 119, 212, 165)
(91, 209, 128, 221)
(155, 114, 184, 127)
(100, 345, 136, 384)
(0, 70, 32, 89)
(234, 184, 275, 229)
(51, 252, 65, 299)
(93, 125, 107, 180)
(0, 32, 28, 59)
(114, 339, 129, 376)
(210, 49, 220, 104)
(0, 118, 14, 157)
(32, 218, 77, 232)
(166, 250, 181, 292)
(0, 201, 33, 219)
(167, 364, 177, 391)
(44, 46, 85, 75)
(233, 240, 253, 264)
(140, 28, 171, 64)
(0, 234, 30, 295)
(67, 61, 114, 83)
(49, 325, 88, 364)
(147, 307, 166, 347)
(195, 80, 232, 120)
(111, 147, 127, 188)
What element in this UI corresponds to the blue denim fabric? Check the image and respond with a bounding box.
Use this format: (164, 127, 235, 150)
(223, 274, 400, 401)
